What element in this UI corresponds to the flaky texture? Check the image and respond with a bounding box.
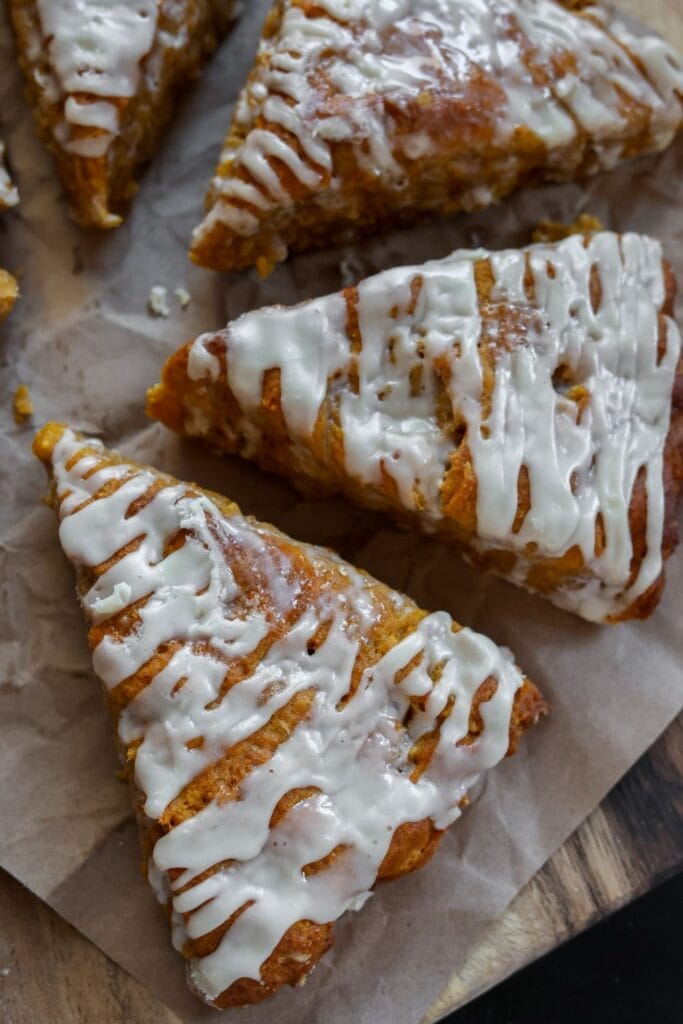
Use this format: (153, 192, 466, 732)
(8, 0, 236, 228)
(34, 422, 545, 1008)
(190, 0, 683, 272)
(149, 230, 683, 622)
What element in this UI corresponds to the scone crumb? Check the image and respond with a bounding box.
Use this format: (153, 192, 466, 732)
(256, 256, 276, 279)
(0, 267, 19, 320)
(13, 384, 33, 424)
(339, 257, 357, 288)
(174, 287, 191, 309)
(531, 213, 604, 244)
(148, 285, 170, 317)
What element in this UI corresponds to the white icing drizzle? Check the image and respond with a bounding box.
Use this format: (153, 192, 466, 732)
(0, 141, 19, 209)
(33, 0, 160, 156)
(185, 231, 681, 621)
(195, 0, 683, 245)
(49, 427, 526, 999)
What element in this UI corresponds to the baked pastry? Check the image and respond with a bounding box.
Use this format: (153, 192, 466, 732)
(190, 0, 683, 273)
(33, 422, 545, 1008)
(0, 140, 19, 210)
(149, 230, 683, 622)
(8, 0, 237, 228)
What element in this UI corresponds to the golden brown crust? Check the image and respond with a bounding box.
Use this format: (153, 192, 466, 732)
(190, 2, 683, 272)
(34, 422, 546, 1006)
(148, 235, 683, 623)
(8, 0, 236, 228)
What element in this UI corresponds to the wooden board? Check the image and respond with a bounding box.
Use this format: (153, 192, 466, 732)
(1, 712, 680, 1024)
(1, 2, 681, 1022)
(426, 712, 683, 1021)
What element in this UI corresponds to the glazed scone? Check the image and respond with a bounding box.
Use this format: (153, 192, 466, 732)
(0, 140, 19, 210)
(8, 0, 238, 228)
(34, 422, 545, 1008)
(149, 230, 683, 622)
(189, 0, 683, 272)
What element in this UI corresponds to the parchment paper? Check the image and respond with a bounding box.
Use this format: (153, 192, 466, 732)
(1, 3, 682, 1023)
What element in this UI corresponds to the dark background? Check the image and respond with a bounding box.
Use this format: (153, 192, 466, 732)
(445, 870, 683, 1024)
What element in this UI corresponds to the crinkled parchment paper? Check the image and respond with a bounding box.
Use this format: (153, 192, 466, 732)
(0, 3, 682, 1023)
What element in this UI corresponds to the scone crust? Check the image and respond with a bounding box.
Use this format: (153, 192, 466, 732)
(8, 0, 236, 228)
(34, 422, 545, 1007)
(190, 0, 683, 272)
(149, 231, 683, 622)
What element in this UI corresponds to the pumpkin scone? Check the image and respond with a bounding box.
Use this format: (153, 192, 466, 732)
(149, 230, 683, 622)
(7, 0, 238, 228)
(189, 0, 683, 274)
(34, 422, 545, 1008)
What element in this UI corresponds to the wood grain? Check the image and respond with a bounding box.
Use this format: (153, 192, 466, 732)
(1, 713, 680, 1024)
(425, 714, 683, 1021)
(0, 873, 179, 1024)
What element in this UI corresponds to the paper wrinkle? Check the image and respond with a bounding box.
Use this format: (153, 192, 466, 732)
(0, 3, 682, 1023)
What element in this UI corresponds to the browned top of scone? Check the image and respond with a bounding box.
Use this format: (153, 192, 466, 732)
(34, 422, 545, 1007)
(190, 1, 683, 271)
(150, 231, 683, 623)
(8, 0, 235, 227)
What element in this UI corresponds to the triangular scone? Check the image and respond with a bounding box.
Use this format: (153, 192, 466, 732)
(189, 0, 683, 273)
(8, 1, 237, 228)
(34, 422, 545, 1008)
(0, 141, 19, 211)
(149, 231, 683, 622)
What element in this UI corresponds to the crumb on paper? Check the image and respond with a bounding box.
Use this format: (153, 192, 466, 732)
(148, 285, 170, 317)
(174, 286, 191, 309)
(0, 267, 19, 320)
(255, 256, 275, 279)
(13, 384, 33, 424)
(531, 213, 604, 244)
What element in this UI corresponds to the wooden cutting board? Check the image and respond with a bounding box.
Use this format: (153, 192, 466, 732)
(1, 2, 681, 1022)
(426, 712, 683, 1021)
(0, 713, 681, 1024)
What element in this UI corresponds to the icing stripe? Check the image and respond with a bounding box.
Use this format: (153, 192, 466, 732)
(48, 427, 528, 999)
(32, 0, 160, 156)
(183, 231, 681, 621)
(195, 0, 683, 245)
